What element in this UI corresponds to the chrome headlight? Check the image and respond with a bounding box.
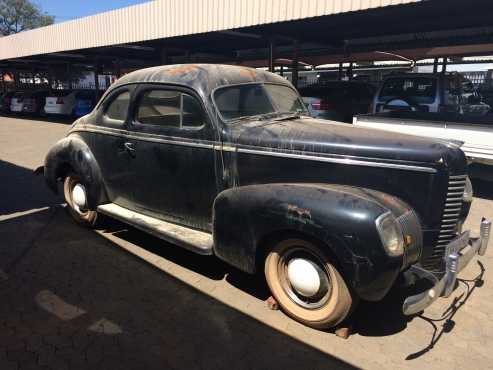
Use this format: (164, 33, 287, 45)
(376, 212, 404, 257)
(463, 176, 473, 202)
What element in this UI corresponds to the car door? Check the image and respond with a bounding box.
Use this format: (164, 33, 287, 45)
(126, 84, 219, 231)
(88, 86, 137, 210)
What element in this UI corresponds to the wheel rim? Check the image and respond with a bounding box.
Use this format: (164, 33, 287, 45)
(277, 247, 332, 310)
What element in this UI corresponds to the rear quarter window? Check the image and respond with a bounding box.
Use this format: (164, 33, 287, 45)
(104, 91, 130, 122)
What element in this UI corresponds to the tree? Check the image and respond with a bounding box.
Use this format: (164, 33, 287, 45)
(0, 0, 54, 36)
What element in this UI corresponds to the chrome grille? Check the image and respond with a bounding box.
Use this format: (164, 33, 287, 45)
(424, 175, 467, 268)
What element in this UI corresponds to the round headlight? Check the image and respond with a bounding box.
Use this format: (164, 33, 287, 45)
(376, 212, 404, 257)
(463, 176, 473, 202)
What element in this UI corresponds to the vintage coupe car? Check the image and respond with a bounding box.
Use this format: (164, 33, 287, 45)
(43, 64, 490, 329)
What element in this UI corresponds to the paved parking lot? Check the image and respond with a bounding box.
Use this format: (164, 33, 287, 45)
(1, 115, 493, 370)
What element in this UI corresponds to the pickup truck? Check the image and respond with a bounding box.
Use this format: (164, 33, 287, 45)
(42, 64, 490, 330)
(354, 72, 493, 167)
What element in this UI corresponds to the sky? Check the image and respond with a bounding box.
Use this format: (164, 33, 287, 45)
(35, 0, 152, 23)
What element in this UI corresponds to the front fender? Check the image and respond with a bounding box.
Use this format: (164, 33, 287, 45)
(44, 135, 107, 209)
(213, 183, 409, 301)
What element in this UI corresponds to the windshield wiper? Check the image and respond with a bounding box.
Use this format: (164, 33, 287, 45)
(271, 111, 303, 121)
(228, 114, 266, 123)
(228, 111, 305, 124)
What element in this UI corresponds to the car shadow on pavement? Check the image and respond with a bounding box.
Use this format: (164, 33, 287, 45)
(0, 160, 61, 217)
(471, 177, 493, 201)
(351, 263, 486, 360)
(99, 216, 273, 300)
(404, 263, 485, 360)
(0, 207, 357, 370)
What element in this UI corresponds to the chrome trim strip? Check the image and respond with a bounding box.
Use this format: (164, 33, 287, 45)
(71, 126, 215, 150)
(71, 125, 437, 174)
(237, 148, 437, 173)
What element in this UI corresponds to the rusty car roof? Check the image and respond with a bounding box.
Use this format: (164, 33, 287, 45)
(110, 64, 293, 98)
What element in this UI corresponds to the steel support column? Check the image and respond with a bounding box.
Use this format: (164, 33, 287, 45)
(441, 57, 448, 73)
(268, 37, 275, 73)
(67, 64, 73, 90)
(433, 58, 439, 73)
(291, 38, 299, 88)
(94, 63, 101, 93)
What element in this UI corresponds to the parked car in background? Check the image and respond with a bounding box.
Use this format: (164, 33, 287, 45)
(10, 90, 48, 114)
(10, 91, 26, 112)
(372, 72, 490, 115)
(44, 90, 78, 116)
(45, 90, 98, 117)
(0, 91, 15, 113)
(73, 90, 97, 117)
(300, 81, 375, 123)
(22, 90, 49, 114)
(354, 72, 493, 169)
(42, 64, 490, 330)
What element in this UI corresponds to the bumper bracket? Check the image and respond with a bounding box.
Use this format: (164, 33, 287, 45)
(402, 218, 491, 316)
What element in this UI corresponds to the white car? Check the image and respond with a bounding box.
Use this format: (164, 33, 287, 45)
(44, 90, 79, 115)
(10, 92, 25, 112)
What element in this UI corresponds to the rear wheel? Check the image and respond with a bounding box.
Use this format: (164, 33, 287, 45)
(265, 238, 354, 329)
(63, 174, 98, 227)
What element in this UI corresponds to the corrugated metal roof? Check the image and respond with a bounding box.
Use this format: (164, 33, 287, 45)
(0, 0, 420, 61)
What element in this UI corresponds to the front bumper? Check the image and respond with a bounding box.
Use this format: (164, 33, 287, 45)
(403, 218, 491, 315)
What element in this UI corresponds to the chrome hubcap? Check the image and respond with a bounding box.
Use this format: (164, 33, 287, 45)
(287, 259, 322, 297)
(279, 248, 331, 310)
(72, 183, 87, 213)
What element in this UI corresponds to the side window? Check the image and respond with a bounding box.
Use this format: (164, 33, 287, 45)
(105, 91, 130, 122)
(136, 90, 205, 129)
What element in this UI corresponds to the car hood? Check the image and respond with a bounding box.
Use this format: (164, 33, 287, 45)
(227, 116, 466, 169)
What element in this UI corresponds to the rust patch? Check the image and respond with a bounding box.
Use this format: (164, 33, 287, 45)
(238, 67, 258, 79)
(165, 64, 199, 76)
(287, 204, 312, 220)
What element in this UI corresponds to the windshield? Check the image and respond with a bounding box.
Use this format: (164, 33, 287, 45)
(213, 83, 307, 122)
(379, 77, 437, 104)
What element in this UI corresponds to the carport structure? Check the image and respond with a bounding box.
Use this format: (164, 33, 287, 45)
(0, 0, 493, 90)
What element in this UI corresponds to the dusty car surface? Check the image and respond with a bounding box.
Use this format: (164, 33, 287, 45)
(43, 64, 491, 330)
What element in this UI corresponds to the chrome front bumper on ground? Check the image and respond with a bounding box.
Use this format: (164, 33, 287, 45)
(403, 218, 491, 316)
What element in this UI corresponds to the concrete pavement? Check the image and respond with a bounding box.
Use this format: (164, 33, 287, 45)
(1, 115, 493, 370)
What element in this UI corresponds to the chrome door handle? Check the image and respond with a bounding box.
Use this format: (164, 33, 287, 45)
(124, 142, 136, 156)
(124, 142, 135, 151)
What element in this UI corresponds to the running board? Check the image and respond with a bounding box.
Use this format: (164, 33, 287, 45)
(97, 203, 213, 255)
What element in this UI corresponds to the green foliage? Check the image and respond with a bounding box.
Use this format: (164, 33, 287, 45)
(0, 0, 54, 36)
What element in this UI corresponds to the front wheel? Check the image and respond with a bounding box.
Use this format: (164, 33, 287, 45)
(265, 238, 354, 329)
(63, 174, 98, 227)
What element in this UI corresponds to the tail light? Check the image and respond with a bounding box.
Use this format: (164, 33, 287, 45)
(56, 97, 64, 104)
(311, 100, 334, 111)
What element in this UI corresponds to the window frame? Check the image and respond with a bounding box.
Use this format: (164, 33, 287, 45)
(131, 84, 207, 132)
(211, 82, 306, 124)
(98, 86, 134, 128)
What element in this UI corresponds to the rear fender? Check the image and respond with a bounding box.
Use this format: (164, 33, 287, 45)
(44, 135, 107, 209)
